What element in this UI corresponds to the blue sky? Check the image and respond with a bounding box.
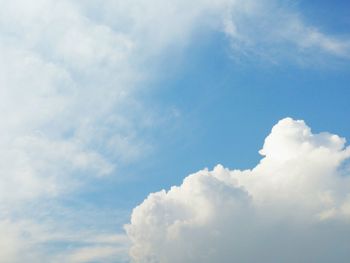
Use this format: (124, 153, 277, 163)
(1, 0, 350, 262)
(93, 5, 350, 211)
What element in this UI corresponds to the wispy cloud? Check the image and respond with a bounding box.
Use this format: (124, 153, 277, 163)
(223, 0, 350, 63)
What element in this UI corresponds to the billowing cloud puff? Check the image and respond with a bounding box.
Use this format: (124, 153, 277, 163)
(126, 118, 350, 263)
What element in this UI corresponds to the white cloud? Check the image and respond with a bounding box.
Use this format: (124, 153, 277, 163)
(51, 233, 130, 263)
(0, 220, 44, 263)
(223, 0, 350, 62)
(0, 218, 130, 263)
(0, 0, 134, 203)
(0, 0, 149, 260)
(126, 118, 350, 263)
(0, 0, 350, 261)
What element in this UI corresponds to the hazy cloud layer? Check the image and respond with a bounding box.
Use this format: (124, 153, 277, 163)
(126, 118, 350, 263)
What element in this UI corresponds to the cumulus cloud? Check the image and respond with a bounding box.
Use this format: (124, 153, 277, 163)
(126, 118, 350, 263)
(0, 0, 150, 260)
(0, 0, 134, 203)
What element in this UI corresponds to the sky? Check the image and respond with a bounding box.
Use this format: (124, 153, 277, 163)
(0, 0, 350, 262)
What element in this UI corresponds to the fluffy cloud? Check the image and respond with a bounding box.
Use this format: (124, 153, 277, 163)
(126, 118, 350, 263)
(0, 0, 150, 260)
(0, 0, 135, 203)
